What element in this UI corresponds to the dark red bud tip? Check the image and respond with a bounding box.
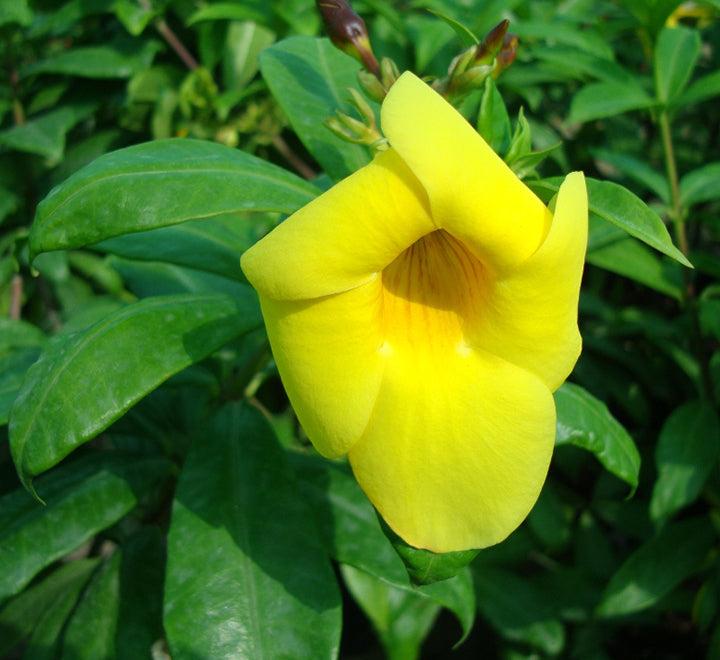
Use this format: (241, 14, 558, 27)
(316, 0, 380, 76)
(476, 19, 510, 63)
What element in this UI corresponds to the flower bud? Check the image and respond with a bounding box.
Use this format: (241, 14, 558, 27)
(493, 33, 518, 78)
(475, 19, 509, 66)
(316, 0, 380, 76)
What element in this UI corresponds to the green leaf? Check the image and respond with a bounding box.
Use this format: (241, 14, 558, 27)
(504, 107, 533, 165)
(9, 292, 261, 488)
(0, 348, 41, 426)
(378, 516, 479, 586)
(290, 453, 476, 642)
(654, 26, 701, 105)
(596, 517, 715, 617)
(30, 138, 318, 261)
(223, 21, 276, 90)
(515, 19, 614, 59)
(21, 39, 161, 79)
(679, 161, 720, 207)
(528, 177, 692, 266)
(164, 404, 341, 659)
(260, 36, 373, 180)
(0, 559, 98, 654)
(650, 401, 720, 522)
(678, 68, 720, 107)
(113, 0, 156, 36)
(186, 1, 268, 25)
(340, 564, 441, 660)
(591, 149, 670, 203)
(477, 76, 512, 155)
(23, 561, 101, 660)
(0, 0, 32, 27)
(554, 382, 641, 490)
(93, 214, 273, 283)
(60, 528, 165, 659)
(0, 318, 46, 355)
(0, 452, 172, 602)
(426, 9, 478, 46)
(510, 144, 563, 180)
(587, 237, 684, 300)
(473, 566, 565, 655)
(0, 102, 98, 163)
(568, 81, 655, 124)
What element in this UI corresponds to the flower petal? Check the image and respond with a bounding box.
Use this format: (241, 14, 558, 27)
(468, 172, 588, 390)
(347, 347, 556, 553)
(257, 279, 385, 457)
(381, 72, 552, 273)
(241, 148, 435, 300)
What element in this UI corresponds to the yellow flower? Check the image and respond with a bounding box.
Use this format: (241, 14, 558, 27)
(241, 72, 587, 553)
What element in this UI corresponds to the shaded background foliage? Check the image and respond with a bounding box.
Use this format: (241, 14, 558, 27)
(1, 0, 720, 658)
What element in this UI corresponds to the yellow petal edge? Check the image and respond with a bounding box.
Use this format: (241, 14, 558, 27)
(240, 71, 588, 552)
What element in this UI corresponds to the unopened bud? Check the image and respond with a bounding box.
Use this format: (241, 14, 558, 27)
(379, 56, 400, 91)
(316, 0, 380, 76)
(493, 33, 518, 77)
(358, 69, 387, 102)
(475, 20, 509, 65)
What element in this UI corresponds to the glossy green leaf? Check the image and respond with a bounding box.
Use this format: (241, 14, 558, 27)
(341, 564, 441, 660)
(379, 517, 479, 586)
(21, 39, 161, 79)
(654, 26, 701, 105)
(107, 257, 250, 298)
(290, 453, 476, 642)
(596, 517, 715, 617)
(473, 566, 565, 655)
(9, 292, 261, 488)
(113, 0, 155, 36)
(554, 382, 641, 490)
(679, 162, 720, 207)
(650, 401, 720, 522)
(0, 559, 98, 654)
(529, 177, 691, 266)
(0, 452, 172, 602)
(30, 138, 318, 261)
(568, 81, 655, 124)
(0, 348, 41, 426)
(515, 19, 614, 59)
(587, 237, 683, 300)
(0, 318, 46, 355)
(164, 404, 341, 659)
(260, 36, 372, 180)
(93, 214, 274, 283)
(531, 46, 635, 84)
(0, 102, 97, 163)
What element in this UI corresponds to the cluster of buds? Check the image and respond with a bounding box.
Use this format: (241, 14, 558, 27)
(316, 0, 519, 145)
(441, 20, 518, 100)
(324, 87, 387, 153)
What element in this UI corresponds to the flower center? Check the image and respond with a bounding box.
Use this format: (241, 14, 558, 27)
(380, 229, 488, 355)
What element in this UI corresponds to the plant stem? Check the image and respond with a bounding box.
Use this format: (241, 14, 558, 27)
(137, 0, 199, 70)
(658, 108, 713, 402)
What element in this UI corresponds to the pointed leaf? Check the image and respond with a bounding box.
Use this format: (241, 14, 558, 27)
(9, 292, 261, 487)
(0, 453, 172, 602)
(568, 81, 655, 124)
(679, 162, 720, 208)
(528, 177, 691, 266)
(654, 26, 701, 105)
(260, 36, 372, 180)
(164, 404, 341, 659)
(554, 382, 641, 490)
(596, 517, 715, 616)
(650, 401, 720, 522)
(426, 10, 478, 46)
(30, 138, 319, 261)
(477, 76, 511, 155)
